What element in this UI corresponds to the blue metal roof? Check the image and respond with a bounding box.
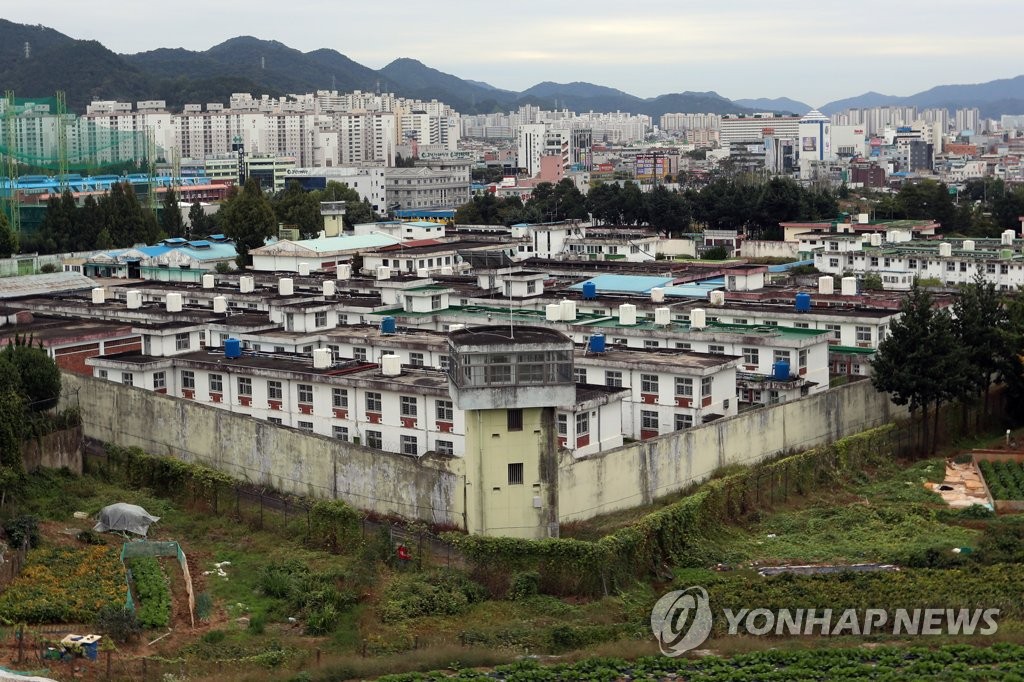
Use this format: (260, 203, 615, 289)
(768, 259, 814, 273)
(570, 274, 676, 294)
(178, 243, 237, 261)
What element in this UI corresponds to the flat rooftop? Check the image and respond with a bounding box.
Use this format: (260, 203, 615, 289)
(0, 316, 135, 344)
(575, 346, 739, 371)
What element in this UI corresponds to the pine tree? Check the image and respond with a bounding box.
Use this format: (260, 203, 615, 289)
(220, 178, 277, 267)
(160, 187, 184, 238)
(953, 273, 1008, 423)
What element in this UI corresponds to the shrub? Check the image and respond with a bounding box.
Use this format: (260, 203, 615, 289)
(3, 515, 39, 549)
(76, 529, 104, 545)
(95, 605, 141, 644)
(201, 629, 226, 645)
(508, 572, 540, 601)
(378, 570, 486, 623)
(38, 263, 59, 274)
(248, 613, 266, 635)
(195, 592, 213, 621)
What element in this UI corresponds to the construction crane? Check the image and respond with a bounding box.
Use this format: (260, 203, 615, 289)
(56, 90, 69, 195)
(2, 90, 19, 236)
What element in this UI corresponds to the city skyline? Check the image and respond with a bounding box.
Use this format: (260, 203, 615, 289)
(5, 1, 1024, 107)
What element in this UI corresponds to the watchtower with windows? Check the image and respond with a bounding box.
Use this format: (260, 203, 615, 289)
(447, 325, 574, 538)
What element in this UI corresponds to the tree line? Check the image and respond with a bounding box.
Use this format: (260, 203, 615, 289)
(862, 178, 1024, 237)
(454, 176, 838, 238)
(872, 275, 1024, 453)
(17, 178, 378, 258)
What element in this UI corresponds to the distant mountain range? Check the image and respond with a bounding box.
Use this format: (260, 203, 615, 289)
(2, 19, 1024, 120)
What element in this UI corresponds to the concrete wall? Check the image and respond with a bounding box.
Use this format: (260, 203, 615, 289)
(557, 378, 908, 523)
(21, 426, 83, 475)
(62, 373, 465, 527)
(740, 240, 799, 260)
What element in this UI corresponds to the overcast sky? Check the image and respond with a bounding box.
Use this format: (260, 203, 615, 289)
(7, 1, 1024, 106)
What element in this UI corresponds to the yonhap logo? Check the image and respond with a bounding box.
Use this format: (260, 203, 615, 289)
(649, 586, 714, 656)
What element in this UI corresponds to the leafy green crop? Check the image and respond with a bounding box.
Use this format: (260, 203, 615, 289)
(129, 557, 171, 629)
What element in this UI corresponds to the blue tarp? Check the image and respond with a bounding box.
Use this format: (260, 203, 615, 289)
(569, 274, 676, 294)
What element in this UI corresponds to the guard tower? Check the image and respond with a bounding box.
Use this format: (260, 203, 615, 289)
(321, 201, 347, 238)
(447, 325, 574, 538)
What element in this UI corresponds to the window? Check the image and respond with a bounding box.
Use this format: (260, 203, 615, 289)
(181, 370, 195, 390)
(829, 258, 839, 268)
(435, 400, 453, 421)
(333, 426, 349, 441)
(430, 295, 442, 309)
(353, 347, 367, 362)
(733, 319, 748, 325)
(641, 410, 658, 430)
(409, 352, 424, 367)
(724, 399, 730, 409)
(439, 354, 450, 371)
(573, 367, 587, 383)
(507, 462, 524, 485)
(365, 391, 382, 413)
(675, 342, 691, 350)
(675, 377, 693, 396)
(742, 348, 759, 365)
(526, 280, 537, 294)
(557, 413, 568, 436)
(774, 350, 791, 364)
(641, 374, 659, 393)
(209, 374, 222, 393)
(98, 369, 108, 380)
(794, 322, 809, 329)
(701, 377, 713, 397)
(268, 417, 283, 425)
(332, 388, 348, 408)
(825, 324, 841, 341)
(315, 311, 327, 328)
(799, 349, 808, 369)
(436, 440, 454, 456)
(644, 339, 660, 349)
(675, 414, 693, 430)
(708, 344, 725, 355)
(400, 395, 418, 417)
(870, 257, 879, 267)
(856, 326, 871, 343)
(238, 377, 252, 395)
(175, 333, 190, 351)
(268, 380, 283, 400)
(297, 421, 313, 432)
(401, 435, 418, 455)
(365, 430, 382, 449)
(576, 411, 589, 436)
(507, 408, 523, 431)
(152, 372, 165, 390)
(605, 370, 623, 387)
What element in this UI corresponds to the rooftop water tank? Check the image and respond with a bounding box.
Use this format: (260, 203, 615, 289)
(213, 296, 227, 314)
(841, 276, 857, 296)
(870, 233, 882, 247)
(1002, 230, 1015, 246)
(312, 348, 332, 369)
(650, 287, 666, 303)
(224, 337, 242, 359)
(818, 276, 834, 295)
(618, 304, 637, 326)
(380, 316, 397, 335)
(239, 276, 255, 293)
(588, 334, 606, 353)
(709, 290, 725, 306)
(126, 290, 142, 309)
(381, 354, 402, 377)
(546, 303, 562, 321)
(795, 292, 811, 313)
(166, 293, 183, 312)
(278, 278, 294, 296)
(376, 266, 391, 280)
(654, 307, 671, 326)
(91, 287, 106, 304)
(963, 240, 976, 251)
(298, 262, 311, 276)
(938, 242, 952, 258)
(560, 299, 577, 321)
(582, 282, 597, 300)
(202, 274, 215, 289)
(772, 360, 790, 381)
(322, 280, 336, 297)
(336, 263, 352, 280)
(690, 308, 706, 329)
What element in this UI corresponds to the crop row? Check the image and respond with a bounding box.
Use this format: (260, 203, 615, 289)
(377, 643, 1024, 681)
(0, 546, 125, 623)
(978, 460, 1024, 500)
(129, 557, 171, 629)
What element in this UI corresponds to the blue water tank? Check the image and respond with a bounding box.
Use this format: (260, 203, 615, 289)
(582, 282, 598, 300)
(794, 292, 811, 312)
(380, 316, 397, 335)
(588, 334, 606, 353)
(772, 361, 790, 381)
(224, 338, 241, 359)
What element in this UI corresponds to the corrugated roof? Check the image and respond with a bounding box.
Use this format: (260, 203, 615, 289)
(177, 243, 237, 261)
(251, 233, 402, 256)
(0, 272, 99, 299)
(569, 274, 675, 294)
